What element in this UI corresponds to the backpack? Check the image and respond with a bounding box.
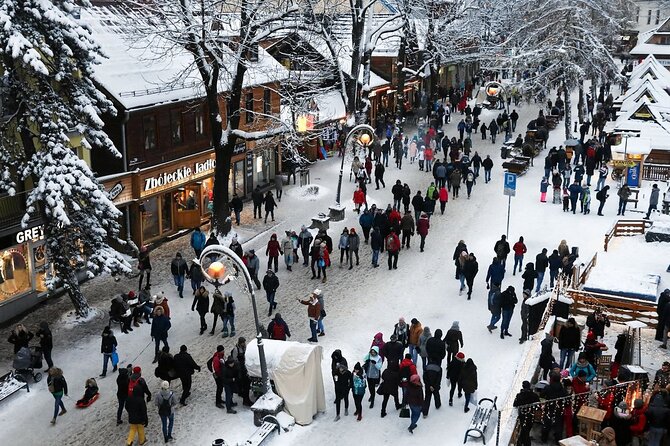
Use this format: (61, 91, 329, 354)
(272, 321, 286, 340)
(386, 236, 397, 252)
(128, 377, 140, 397)
(158, 392, 172, 417)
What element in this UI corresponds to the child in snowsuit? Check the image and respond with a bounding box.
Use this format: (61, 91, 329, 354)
(76, 378, 99, 406)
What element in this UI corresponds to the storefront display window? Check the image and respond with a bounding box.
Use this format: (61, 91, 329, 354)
(255, 148, 275, 187)
(201, 178, 213, 214)
(32, 243, 47, 293)
(161, 193, 173, 234)
(140, 196, 160, 241)
(0, 244, 31, 302)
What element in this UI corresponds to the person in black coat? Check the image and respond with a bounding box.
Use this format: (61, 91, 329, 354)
(446, 353, 464, 406)
(191, 286, 210, 335)
(331, 349, 348, 384)
(116, 365, 131, 424)
(521, 262, 537, 293)
(452, 240, 468, 280)
(100, 326, 118, 377)
(513, 381, 540, 446)
(221, 357, 239, 413)
(656, 288, 670, 341)
(422, 363, 442, 415)
(586, 308, 610, 338)
(333, 363, 352, 419)
(251, 185, 263, 219)
(125, 385, 149, 444)
(36, 321, 53, 370)
(411, 192, 424, 223)
(540, 373, 568, 443)
(445, 322, 464, 364)
(173, 345, 201, 406)
(646, 393, 670, 443)
(370, 227, 383, 267)
(229, 193, 243, 225)
(463, 253, 479, 300)
(378, 366, 401, 417)
(374, 162, 386, 189)
(558, 317, 581, 369)
(263, 191, 278, 223)
(425, 329, 446, 366)
(539, 334, 556, 380)
(8, 324, 33, 355)
(382, 335, 404, 370)
(499, 286, 518, 339)
(458, 358, 478, 413)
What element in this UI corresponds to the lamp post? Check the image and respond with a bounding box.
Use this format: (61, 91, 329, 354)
(199, 245, 270, 395)
(331, 123, 375, 221)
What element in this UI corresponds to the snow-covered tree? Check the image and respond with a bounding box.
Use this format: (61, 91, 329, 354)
(0, 0, 131, 317)
(489, 0, 634, 138)
(129, 0, 340, 233)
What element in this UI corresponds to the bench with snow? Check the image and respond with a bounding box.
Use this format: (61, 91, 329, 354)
(310, 214, 330, 231)
(0, 371, 30, 402)
(244, 415, 281, 446)
(463, 396, 497, 444)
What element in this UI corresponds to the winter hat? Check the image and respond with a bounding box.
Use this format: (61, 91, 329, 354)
(313, 289, 322, 296)
(216, 345, 225, 352)
(161, 381, 170, 390)
(411, 318, 418, 325)
(180, 345, 187, 353)
(409, 374, 421, 385)
(560, 369, 570, 379)
(586, 331, 596, 342)
(133, 366, 141, 374)
(451, 321, 460, 330)
(456, 352, 465, 360)
(390, 334, 398, 342)
(301, 225, 306, 231)
(127, 291, 136, 299)
(522, 381, 531, 390)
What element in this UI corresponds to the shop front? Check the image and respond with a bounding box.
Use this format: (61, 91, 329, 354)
(247, 138, 278, 190)
(0, 224, 49, 323)
(131, 151, 217, 246)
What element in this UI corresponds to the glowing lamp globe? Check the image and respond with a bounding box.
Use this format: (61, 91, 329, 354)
(208, 261, 226, 280)
(359, 133, 371, 146)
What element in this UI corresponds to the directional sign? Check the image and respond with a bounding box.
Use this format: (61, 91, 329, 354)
(504, 172, 517, 197)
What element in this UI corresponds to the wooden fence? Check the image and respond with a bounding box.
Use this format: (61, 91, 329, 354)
(642, 163, 670, 182)
(565, 288, 658, 328)
(603, 219, 651, 252)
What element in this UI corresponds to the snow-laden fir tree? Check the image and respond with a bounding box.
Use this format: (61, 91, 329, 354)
(0, 0, 130, 317)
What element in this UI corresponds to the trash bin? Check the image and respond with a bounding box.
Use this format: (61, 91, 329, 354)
(299, 168, 310, 187)
(500, 146, 508, 159)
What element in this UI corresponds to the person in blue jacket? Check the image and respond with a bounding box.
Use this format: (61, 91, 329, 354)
(359, 209, 374, 244)
(569, 353, 596, 383)
(486, 257, 505, 308)
(190, 226, 206, 258)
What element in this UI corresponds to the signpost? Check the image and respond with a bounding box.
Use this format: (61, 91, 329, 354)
(504, 172, 517, 238)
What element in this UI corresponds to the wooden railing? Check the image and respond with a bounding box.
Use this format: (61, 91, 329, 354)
(566, 288, 658, 328)
(574, 252, 597, 287)
(603, 219, 652, 252)
(642, 163, 670, 182)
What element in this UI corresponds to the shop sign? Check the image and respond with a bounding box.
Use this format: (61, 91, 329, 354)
(233, 143, 246, 155)
(246, 151, 254, 194)
(142, 157, 216, 196)
(108, 182, 124, 201)
(15, 225, 44, 244)
(612, 160, 636, 168)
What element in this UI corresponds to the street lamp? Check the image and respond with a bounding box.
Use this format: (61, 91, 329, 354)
(199, 245, 270, 395)
(331, 123, 375, 221)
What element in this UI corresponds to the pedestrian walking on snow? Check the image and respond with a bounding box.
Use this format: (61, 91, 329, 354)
(191, 286, 209, 335)
(173, 345, 200, 406)
(262, 270, 279, 317)
(406, 374, 424, 433)
(220, 291, 236, 338)
(352, 363, 367, 421)
(155, 380, 177, 442)
(447, 352, 464, 406)
(100, 326, 118, 377)
(263, 190, 277, 223)
(170, 252, 188, 298)
(266, 233, 281, 272)
(499, 286, 518, 339)
(385, 230, 400, 270)
(47, 367, 68, 425)
(151, 306, 171, 363)
(125, 384, 147, 444)
(298, 293, 321, 342)
(333, 363, 352, 421)
(379, 365, 401, 417)
(463, 253, 479, 300)
(268, 313, 291, 340)
(422, 362, 442, 416)
(459, 358, 478, 413)
(512, 236, 527, 275)
(445, 322, 464, 364)
(363, 346, 383, 408)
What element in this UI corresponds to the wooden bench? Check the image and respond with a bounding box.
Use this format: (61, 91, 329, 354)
(463, 396, 497, 444)
(0, 371, 30, 401)
(244, 415, 281, 446)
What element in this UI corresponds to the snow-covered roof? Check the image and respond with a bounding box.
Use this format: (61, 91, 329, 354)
(314, 90, 346, 123)
(81, 5, 289, 110)
(631, 26, 670, 58)
(618, 79, 670, 112)
(628, 55, 670, 81)
(300, 30, 390, 89)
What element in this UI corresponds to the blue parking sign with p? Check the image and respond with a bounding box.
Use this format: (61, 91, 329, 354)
(504, 172, 516, 197)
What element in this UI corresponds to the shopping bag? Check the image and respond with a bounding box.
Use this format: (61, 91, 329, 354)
(399, 406, 410, 418)
(111, 351, 119, 367)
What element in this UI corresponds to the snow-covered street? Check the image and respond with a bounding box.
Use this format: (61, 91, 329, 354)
(3, 95, 666, 446)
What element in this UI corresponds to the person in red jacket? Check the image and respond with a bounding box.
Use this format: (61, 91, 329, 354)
(388, 207, 402, 232)
(416, 213, 430, 252)
(399, 354, 418, 404)
(208, 345, 226, 408)
(353, 187, 367, 214)
(512, 236, 527, 275)
(385, 230, 400, 270)
(364, 156, 373, 183)
(438, 186, 448, 214)
(266, 233, 281, 272)
(629, 398, 647, 438)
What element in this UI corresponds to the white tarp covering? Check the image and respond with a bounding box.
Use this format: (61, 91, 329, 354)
(246, 340, 326, 425)
(315, 91, 346, 123)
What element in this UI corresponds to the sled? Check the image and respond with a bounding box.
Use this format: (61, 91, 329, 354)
(76, 393, 100, 408)
(319, 146, 328, 160)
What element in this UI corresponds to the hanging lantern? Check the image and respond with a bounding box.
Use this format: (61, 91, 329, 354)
(207, 261, 226, 281)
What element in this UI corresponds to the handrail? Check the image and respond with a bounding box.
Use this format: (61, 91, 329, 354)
(604, 219, 650, 252)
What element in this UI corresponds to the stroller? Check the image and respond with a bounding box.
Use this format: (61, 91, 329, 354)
(13, 346, 43, 383)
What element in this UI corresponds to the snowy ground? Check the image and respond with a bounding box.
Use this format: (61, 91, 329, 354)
(0, 95, 668, 446)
